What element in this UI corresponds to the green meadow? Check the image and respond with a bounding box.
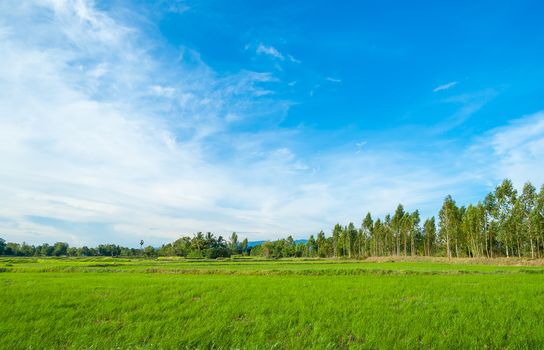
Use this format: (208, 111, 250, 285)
(2, 258, 544, 349)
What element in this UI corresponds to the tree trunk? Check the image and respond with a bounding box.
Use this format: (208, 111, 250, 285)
(489, 233, 493, 258)
(403, 232, 407, 257)
(411, 233, 415, 256)
(446, 233, 451, 259)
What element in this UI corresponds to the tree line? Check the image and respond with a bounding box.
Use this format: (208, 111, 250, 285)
(1, 179, 543, 259)
(250, 179, 544, 259)
(0, 232, 249, 258)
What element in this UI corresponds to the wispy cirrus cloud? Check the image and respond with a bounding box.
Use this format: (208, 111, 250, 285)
(467, 111, 544, 187)
(254, 43, 300, 64)
(256, 43, 284, 60)
(429, 88, 497, 133)
(326, 77, 342, 83)
(287, 54, 301, 64)
(433, 81, 458, 92)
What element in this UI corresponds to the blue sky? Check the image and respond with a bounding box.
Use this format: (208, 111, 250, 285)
(1, 0, 544, 246)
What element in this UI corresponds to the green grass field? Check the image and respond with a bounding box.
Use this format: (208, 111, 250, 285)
(2, 257, 544, 349)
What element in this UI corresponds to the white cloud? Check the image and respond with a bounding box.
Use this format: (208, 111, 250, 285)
(326, 77, 342, 83)
(430, 88, 497, 133)
(287, 54, 301, 64)
(256, 43, 284, 60)
(468, 111, 544, 188)
(0, 0, 292, 245)
(433, 81, 458, 92)
(253, 44, 300, 65)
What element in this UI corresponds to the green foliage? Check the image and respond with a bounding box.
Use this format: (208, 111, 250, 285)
(423, 217, 436, 256)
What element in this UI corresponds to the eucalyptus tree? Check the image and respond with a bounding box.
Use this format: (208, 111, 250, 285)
(456, 206, 467, 257)
(401, 212, 411, 256)
(306, 235, 317, 257)
(494, 179, 517, 257)
(423, 217, 436, 256)
(462, 204, 485, 257)
(345, 223, 357, 258)
(518, 182, 537, 257)
(332, 224, 342, 257)
(373, 219, 384, 256)
(532, 185, 544, 257)
(476, 203, 487, 256)
(439, 195, 460, 258)
(362, 213, 373, 256)
(392, 204, 405, 256)
(316, 230, 328, 257)
(384, 214, 393, 255)
(483, 193, 497, 257)
(409, 210, 420, 256)
(285, 235, 296, 257)
(339, 226, 347, 257)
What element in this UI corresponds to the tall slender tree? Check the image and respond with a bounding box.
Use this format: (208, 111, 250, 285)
(483, 193, 497, 258)
(423, 217, 436, 256)
(392, 204, 405, 256)
(409, 210, 420, 256)
(362, 213, 373, 256)
(332, 224, 342, 257)
(495, 179, 517, 257)
(518, 182, 537, 258)
(229, 232, 239, 253)
(439, 195, 459, 259)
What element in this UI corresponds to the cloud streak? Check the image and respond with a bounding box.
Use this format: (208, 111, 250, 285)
(468, 111, 544, 187)
(433, 81, 458, 92)
(256, 43, 284, 60)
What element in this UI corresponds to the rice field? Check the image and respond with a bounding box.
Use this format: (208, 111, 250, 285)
(1, 257, 544, 349)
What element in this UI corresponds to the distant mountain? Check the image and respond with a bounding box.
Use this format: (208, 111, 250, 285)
(247, 239, 308, 248)
(247, 240, 265, 248)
